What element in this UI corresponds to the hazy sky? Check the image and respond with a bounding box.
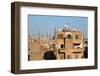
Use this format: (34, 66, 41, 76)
(28, 15, 88, 38)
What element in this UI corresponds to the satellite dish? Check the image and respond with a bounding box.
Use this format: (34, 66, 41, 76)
(58, 29, 61, 32)
(64, 24, 68, 28)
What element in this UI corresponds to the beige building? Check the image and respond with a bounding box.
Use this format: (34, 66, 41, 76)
(28, 35, 52, 60)
(54, 26, 85, 59)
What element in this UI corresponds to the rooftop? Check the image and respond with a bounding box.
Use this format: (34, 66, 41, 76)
(56, 24, 81, 32)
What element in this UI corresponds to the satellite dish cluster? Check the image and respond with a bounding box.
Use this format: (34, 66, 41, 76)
(56, 24, 80, 32)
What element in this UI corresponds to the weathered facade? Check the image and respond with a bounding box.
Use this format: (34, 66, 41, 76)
(28, 35, 52, 60)
(54, 26, 85, 59)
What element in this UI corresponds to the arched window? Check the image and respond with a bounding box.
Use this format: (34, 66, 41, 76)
(75, 35, 79, 39)
(67, 34, 72, 39)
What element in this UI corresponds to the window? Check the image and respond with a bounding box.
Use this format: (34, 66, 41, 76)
(28, 55, 30, 61)
(81, 56, 83, 58)
(75, 55, 79, 59)
(73, 43, 80, 48)
(84, 47, 88, 58)
(73, 51, 81, 53)
(67, 34, 72, 39)
(67, 55, 71, 59)
(75, 35, 79, 39)
(61, 44, 64, 49)
(28, 48, 30, 51)
(57, 34, 63, 39)
(85, 41, 88, 44)
(60, 54, 65, 59)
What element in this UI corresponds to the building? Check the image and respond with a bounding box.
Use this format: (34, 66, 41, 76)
(54, 25, 85, 59)
(28, 34, 52, 60)
(83, 39, 88, 58)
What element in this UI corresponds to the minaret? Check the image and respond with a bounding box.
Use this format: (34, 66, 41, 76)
(46, 31, 49, 38)
(54, 27, 57, 39)
(38, 31, 40, 38)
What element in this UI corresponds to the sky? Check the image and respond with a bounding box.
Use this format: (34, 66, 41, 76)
(28, 15, 88, 38)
